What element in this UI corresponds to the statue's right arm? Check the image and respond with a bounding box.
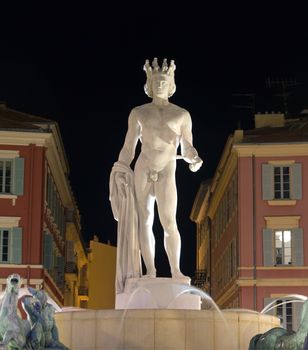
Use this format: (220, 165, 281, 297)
(118, 109, 140, 166)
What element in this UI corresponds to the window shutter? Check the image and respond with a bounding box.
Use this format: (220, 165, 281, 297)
(13, 158, 24, 195)
(11, 227, 22, 264)
(292, 302, 303, 331)
(263, 297, 275, 316)
(262, 164, 274, 200)
(57, 255, 65, 286)
(46, 174, 50, 204)
(58, 255, 65, 273)
(52, 242, 57, 269)
(80, 264, 87, 286)
(291, 163, 302, 200)
(292, 228, 304, 266)
(263, 229, 274, 266)
(43, 233, 53, 269)
(66, 240, 75, 262)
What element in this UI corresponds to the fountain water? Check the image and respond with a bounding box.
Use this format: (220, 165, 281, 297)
(261, 294, 307, 315)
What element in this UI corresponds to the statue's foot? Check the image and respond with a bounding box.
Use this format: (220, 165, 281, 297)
(171, 270, 190, 281)
(142, 270, 156, 278)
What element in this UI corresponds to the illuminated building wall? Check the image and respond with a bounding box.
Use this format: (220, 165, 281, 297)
(192, 113, 308, 330)
(0, 103, 88, 307)
(87, 240, 116, 309)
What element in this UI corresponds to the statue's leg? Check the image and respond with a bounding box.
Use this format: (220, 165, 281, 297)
(155, 163, 184, 278)
(134, 160, 156, 277)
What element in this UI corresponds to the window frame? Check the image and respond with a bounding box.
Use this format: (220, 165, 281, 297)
(274, 229, 292, 265)
(273, 165, 290, 200)
(0, 228, 11, 263)
(263, 220, 303, 267)
(262, 161, 302, 204)
(276, 300, 293, 331)
(0, 159, 13, 194)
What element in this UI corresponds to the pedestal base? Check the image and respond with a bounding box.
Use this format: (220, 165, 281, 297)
(115, 277, 201, 310)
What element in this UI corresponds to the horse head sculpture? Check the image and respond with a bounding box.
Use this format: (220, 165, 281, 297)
(5, 273, 22, 295)
(0, 273, 29, 349)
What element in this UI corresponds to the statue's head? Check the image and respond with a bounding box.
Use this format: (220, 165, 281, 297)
(6, 273, 21, 294)
(143, 58, 176, 98)
(28, 287, 48, 306)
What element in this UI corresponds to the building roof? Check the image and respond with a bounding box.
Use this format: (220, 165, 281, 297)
(242, 117, 308, 144)
(190, 179, 211, 222)
(0, 103, 55, 132)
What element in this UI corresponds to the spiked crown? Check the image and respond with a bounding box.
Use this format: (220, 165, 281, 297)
(143, 58, 176, 98)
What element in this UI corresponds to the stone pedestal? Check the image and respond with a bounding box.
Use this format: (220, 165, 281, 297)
(115, 277, 201, 310)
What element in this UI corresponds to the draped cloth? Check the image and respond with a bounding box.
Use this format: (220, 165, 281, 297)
(109, 161, 142, 293)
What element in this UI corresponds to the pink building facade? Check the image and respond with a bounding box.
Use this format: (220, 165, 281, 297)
(192, 113, 308, 330)
(0, 104, 88, 307)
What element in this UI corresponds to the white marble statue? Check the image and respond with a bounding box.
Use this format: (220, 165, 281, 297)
(110, 58, 202, 291)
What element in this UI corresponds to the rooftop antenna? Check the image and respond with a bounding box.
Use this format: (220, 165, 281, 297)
(265, 77, 301, 116)
(232, 92, 256, 115)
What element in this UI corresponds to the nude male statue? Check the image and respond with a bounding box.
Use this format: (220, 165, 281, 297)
(117, 58, 203, 279)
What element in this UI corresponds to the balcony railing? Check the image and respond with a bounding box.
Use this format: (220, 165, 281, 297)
(192, 269, 209, 290)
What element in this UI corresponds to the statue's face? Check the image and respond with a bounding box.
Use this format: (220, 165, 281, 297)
(7, 273, 21, 293)
(151, 74, 171, 98)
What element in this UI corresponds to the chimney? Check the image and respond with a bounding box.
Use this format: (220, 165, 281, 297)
(254, 112, 285, 128)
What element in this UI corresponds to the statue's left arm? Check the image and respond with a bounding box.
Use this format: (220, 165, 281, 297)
(180, 111, 203, 172)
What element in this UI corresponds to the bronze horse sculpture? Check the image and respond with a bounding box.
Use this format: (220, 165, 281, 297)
(249, 298, 308, 349)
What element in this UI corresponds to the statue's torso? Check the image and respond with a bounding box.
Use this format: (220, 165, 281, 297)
(134, 103, 186, 170)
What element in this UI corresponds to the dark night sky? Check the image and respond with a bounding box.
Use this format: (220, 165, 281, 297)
(0, 3, 308, 277)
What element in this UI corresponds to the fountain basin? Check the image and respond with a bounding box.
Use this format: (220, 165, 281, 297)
(55, 308, 280, 350)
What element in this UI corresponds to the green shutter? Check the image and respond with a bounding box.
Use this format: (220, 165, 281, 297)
(291, 163, 302, 200)
(13, 158, 24, 195)
(43, 233, 53, 269)
(53, 242, 57, 269)
(292, 301, 303, 331)
(58, 256, 65, 273)
(61, 210, 66, 238)
(263, 228, 274, 266)
(50, 178, 53, 205)
(47, 174, 51, 205)
(292, 228, 304, 266)
(57, 255, 65, 286)
(52, 185, 56, 216)
(262, 164, 274, 200)
(11, 227, 22, 264)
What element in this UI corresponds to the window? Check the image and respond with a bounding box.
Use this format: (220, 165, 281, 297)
(0, 229, 9, 262)
(275, 230, 291, 265)
(263, 227, 303, 266)
(274, 166, 290, 199)
(0, 157, 24, 196)
(0, 227, 22, 264)
(276, 300, 293, 331)
(262, 163, 302, 201)
(46, 172, 65, 238)
(0, 160, 12, 194)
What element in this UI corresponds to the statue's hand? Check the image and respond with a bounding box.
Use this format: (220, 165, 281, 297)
(189, 156, 203, 172)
